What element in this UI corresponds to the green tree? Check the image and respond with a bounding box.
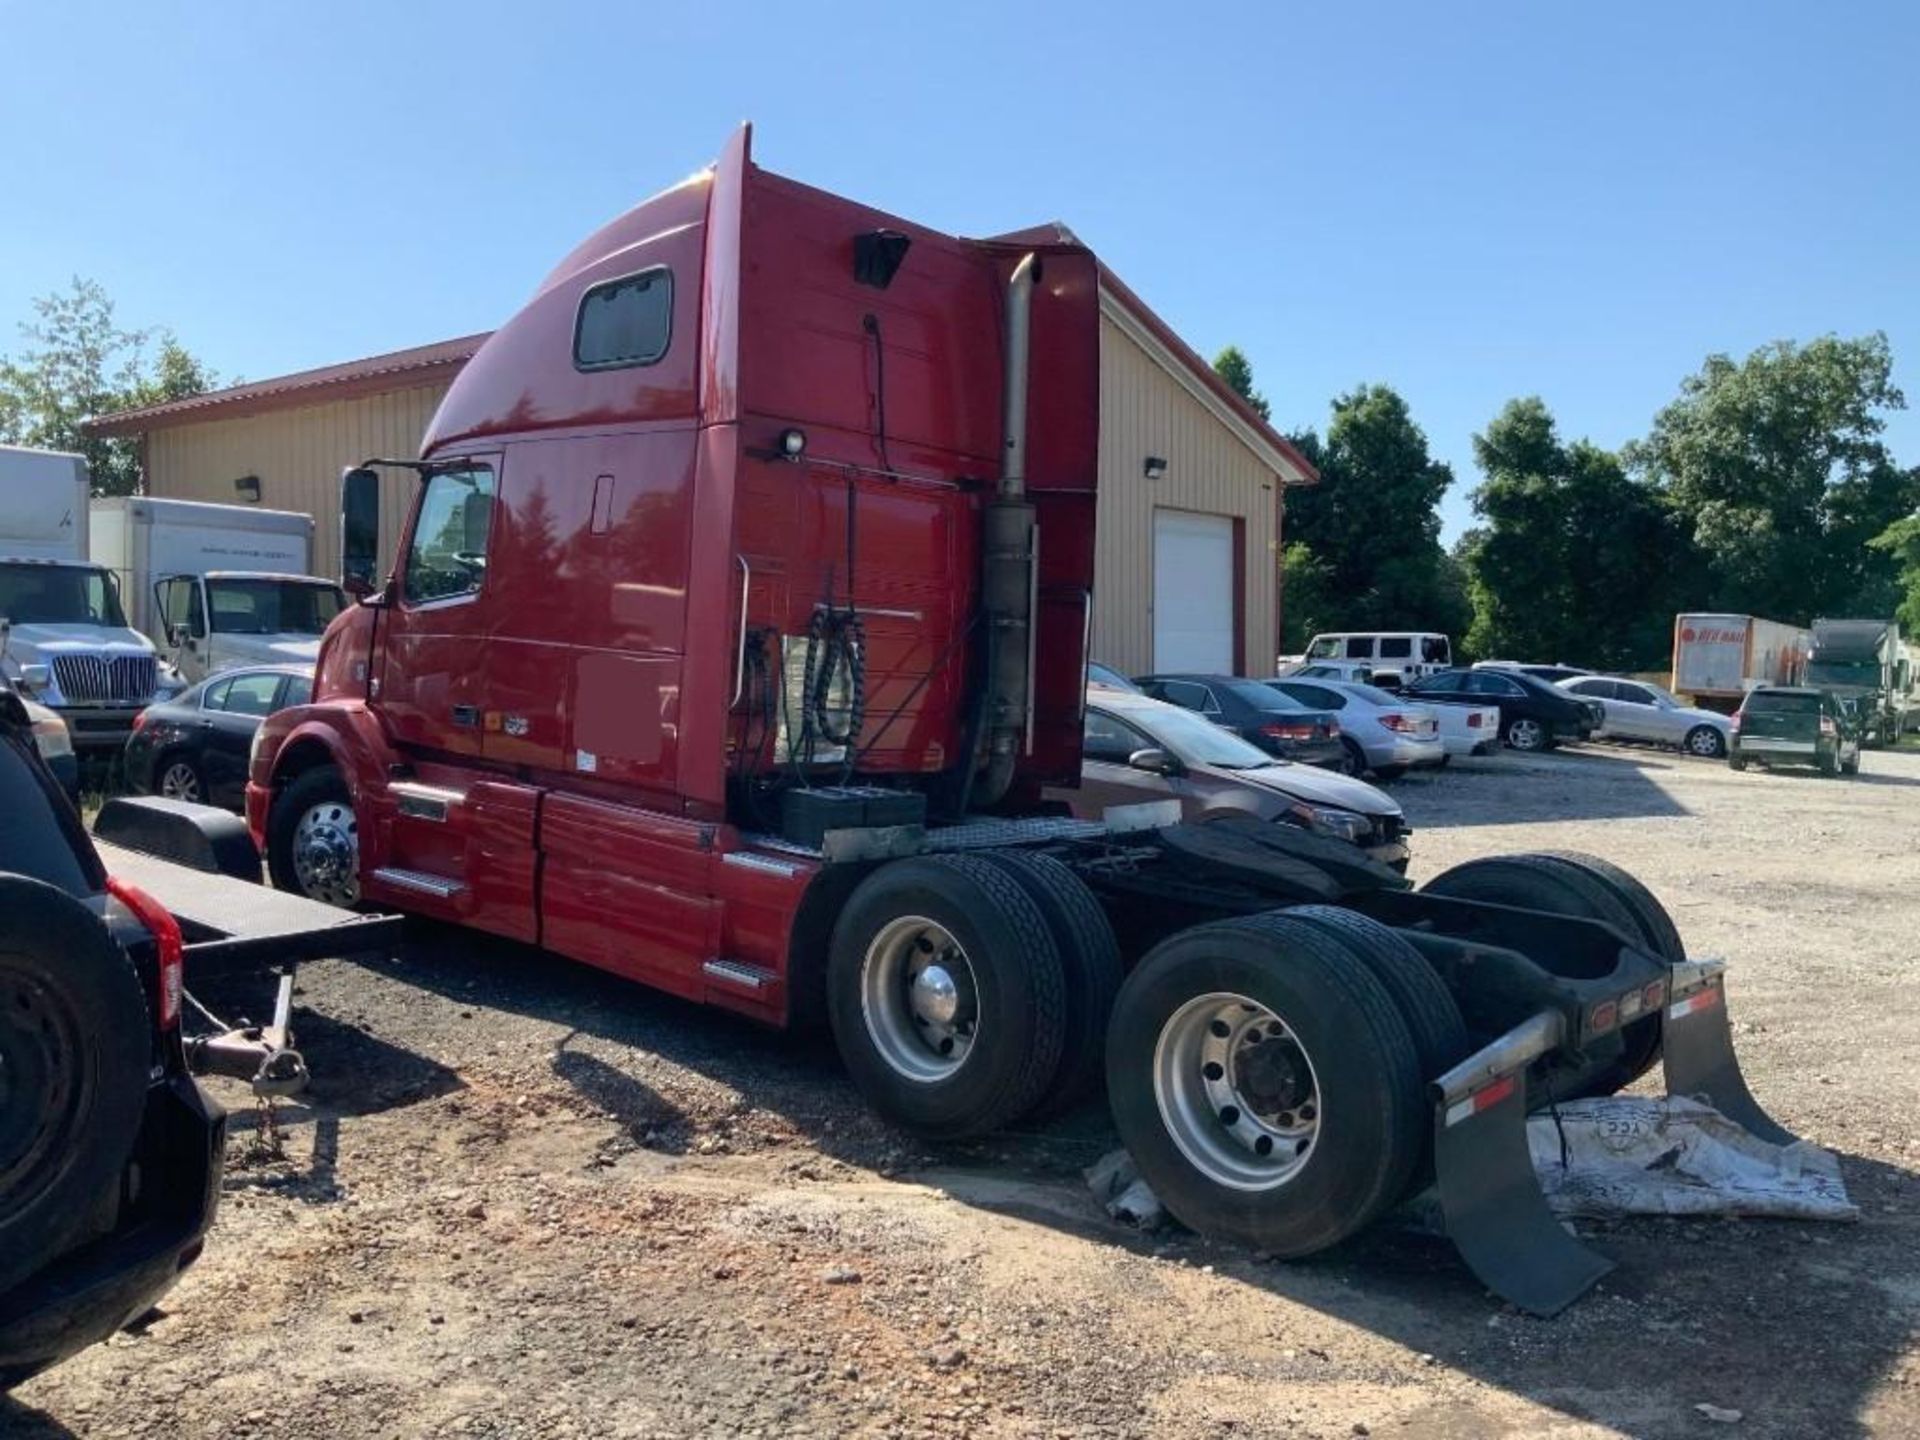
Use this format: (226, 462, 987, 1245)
(1464, 398, 1690, 670)
(0, 277, 217, 496)
(1283, 384, 1469, 642)
(1627, 333, 1912, 621)
(1869, 501, 1920, 634)
(1211, 345, 1271, 421)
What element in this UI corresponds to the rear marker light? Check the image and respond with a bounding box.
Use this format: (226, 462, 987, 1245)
(1468, 713, 1485, 728)
(106, 876, 183, 1030)
(1643, 980, 1668, 1013)
(1589, 1000, 1620, 1034)
(1668, 984, 1723, 1022)
(1444, 1073, 1518, 1128)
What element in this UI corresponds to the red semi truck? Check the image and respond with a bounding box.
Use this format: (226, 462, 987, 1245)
(246, 127, 1791, 1314)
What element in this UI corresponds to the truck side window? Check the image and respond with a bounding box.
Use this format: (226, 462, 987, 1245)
(574, 267, 673, 371)
(1377, 637, 1411, 659)
(404, 468, 496, 606)
(1345, 637, 1376, 659)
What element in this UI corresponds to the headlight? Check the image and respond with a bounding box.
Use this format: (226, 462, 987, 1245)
(16, 662, 50, 693)
(154, 663, 188, 699)
(249, 724, 270, 774)
(31, 714, 74, 762)
(1283, 802, 1374, 845)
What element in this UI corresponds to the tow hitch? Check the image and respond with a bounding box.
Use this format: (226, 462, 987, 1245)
(1432, 957, 1797, 1315)
(184, 969, 310, 1099)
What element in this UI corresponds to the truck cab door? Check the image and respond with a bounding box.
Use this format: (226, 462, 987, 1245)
(156, 575, 209, 681)
(377, 459, 500, 760)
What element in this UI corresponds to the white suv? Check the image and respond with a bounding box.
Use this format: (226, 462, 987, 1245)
(1289, 632, 1452, 689)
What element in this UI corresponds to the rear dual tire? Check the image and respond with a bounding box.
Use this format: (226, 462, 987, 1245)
(1421, 850, 1684, 1095)
(1106, 909, 1463, 1258)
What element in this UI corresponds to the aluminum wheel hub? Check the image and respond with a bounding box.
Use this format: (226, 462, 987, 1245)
(291, 801, 360, 908)
(1153, 992, 1322, 1191)
(860, 916, 980, 1084)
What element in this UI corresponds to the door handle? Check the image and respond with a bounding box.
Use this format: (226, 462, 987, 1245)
(730, 554, 752, 708)
(452, 704, 479, 728)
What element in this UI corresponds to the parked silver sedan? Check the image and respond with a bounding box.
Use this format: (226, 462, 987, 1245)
(1557, 676, 1732, 758)
(1266, 677, 1446, 778)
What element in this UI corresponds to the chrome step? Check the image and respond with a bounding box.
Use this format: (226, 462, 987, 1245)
(703, 959, 776, 992)
(371, 866, 466, 900)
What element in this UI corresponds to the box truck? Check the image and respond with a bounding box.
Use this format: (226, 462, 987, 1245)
(91, 497, 347, 683)
(239, 126, 1798, 1315)
(0, 446, 173, 748)
(1670, 613, 1810, 713)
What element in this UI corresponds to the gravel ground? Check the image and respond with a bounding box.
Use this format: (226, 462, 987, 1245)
(8, 741, 1919, 1439)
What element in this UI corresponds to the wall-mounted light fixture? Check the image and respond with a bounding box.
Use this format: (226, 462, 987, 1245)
(234, 475, 262, 502)
(1143, 456, 1168, 481)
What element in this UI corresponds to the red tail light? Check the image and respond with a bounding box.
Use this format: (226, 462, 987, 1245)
(131, 709, 150, 734)
(106, 876, 183, 1030)
(1729, 712, 1742, 732)
(1379, 712, 1413, 733)
(1260, 723, 1317, 742)
(1819, 716, 1837, 738)
(1467, 712, 1486, 728)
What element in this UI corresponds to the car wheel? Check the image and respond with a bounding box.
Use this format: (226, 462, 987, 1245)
(0, 876, 151, 1296)
(1728, 755, 1748, 772)
(1338, 737, 1368, 776)
(1505, 716, 1547, 751)
(268, 766, 361, 907)
(1683, 725, 1726, 759)
(156, 754, 205, 803)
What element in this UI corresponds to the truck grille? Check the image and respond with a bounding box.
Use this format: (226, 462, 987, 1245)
(51, 653, 157, 704)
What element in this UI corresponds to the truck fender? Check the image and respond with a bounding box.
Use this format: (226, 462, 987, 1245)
(260, 703, 396, 812)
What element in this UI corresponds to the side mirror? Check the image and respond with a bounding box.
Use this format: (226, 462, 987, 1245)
(1128, 747, 1182, 777)
(341, 466, 382, 593)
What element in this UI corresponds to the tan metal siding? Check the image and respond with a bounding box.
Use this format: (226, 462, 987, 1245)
(144, 382, 451, 575)
(1094, 314, 1278, 676)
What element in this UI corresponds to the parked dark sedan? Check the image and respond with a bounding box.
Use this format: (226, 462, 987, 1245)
(1134, 673, 1348, 769)
(1403, 666, 1602, 752)
(124, 665, 312, 811)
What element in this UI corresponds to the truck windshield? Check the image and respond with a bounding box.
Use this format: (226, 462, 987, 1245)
(0, 562, 127, 628)
(1805, 660, 1878, 687)
(206, 579, 346, 636)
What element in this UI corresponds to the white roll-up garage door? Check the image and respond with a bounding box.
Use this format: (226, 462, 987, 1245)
(1152, 509, 1235, 672)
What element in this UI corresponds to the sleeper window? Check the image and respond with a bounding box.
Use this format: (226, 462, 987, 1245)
(575, 268, 673, 370)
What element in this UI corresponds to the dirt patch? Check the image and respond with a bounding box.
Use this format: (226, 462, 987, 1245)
(9, 742, 1919, 1438)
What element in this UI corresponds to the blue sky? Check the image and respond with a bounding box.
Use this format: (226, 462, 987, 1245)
(3, 1, 1915, 539)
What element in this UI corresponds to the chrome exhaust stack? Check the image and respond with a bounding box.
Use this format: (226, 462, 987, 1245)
(976, 253, 1040, 808)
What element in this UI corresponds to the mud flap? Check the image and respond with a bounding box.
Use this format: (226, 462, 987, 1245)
(1432, 1011, 1614, 1316)
(1660, 959, 1796, 1147)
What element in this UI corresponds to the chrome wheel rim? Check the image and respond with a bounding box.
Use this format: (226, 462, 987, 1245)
(860, 915, 979, 1083)
(1509, 719, 1544, 750)
(1688, 728, 1721, 757)
(1153, 991, 1321, 1191)
(292, 800, 359, 907)
(159, 761, 201, 802)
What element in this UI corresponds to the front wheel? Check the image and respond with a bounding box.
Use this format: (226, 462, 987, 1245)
(267, 765, 361, 907)
(1505, 716, 1548, 751)
(1106, 913, 1425, 1257)
(1683, 725, 1726, 759)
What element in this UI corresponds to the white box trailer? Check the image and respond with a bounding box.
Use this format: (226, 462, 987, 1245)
(89, 497, 345, 683)
(1670, 613, 1810, 712)
(0, 445, 90, 561)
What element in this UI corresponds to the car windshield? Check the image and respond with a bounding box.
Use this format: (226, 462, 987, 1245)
(207, 579, 346, 636)
(1805, 660, 1879, 687)
(1121, 703, 1277, 770)
(1306, 637, 1342, 659)
(0, 562, 127, 627)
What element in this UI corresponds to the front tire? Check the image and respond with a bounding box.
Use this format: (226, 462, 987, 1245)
(827, 855, 1067, 1140)
(267, 765, 361, 907)
(1106, 913, 1425, 1257)
(1684, 725, 1726, 759)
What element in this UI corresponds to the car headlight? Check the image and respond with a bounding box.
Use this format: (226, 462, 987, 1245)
(154, 662, 188, 700)
(14, 662, 50, 694)
(1283, 802, 1374, 845)
(31, 714, 74, 762)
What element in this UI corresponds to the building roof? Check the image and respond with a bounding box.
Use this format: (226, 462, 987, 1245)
(84, 334, 488, 437)
(86, 235, 1316, 484)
